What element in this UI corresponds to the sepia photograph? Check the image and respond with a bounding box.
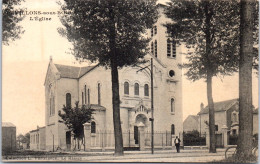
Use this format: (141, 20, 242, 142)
(2, 0, 259, 162)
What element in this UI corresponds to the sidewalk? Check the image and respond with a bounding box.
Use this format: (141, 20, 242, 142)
(3, 148, 226, 162)
(67, 147, 226, 155)
(74, 149, 225, 162)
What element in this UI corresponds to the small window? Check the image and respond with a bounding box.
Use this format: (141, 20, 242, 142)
(84, 85, 87, 104)
(172, 40, 176, 58)
(167, 39, 171, 57)
(151, 28, 153, 37)
(98, 83, 101, 105)
(134, 83, 139, 96)
(169, 70, 175, 77)
(124, 82, 129, 95)
(144, 84, 149, 97)
(154, 26, 157, 35)
(171, 124, 175, 135)
(171, 98, 175, 113)
(91, 121, 96, 133)
(66, 93, 71, 107)
(154, 40, 157, 58)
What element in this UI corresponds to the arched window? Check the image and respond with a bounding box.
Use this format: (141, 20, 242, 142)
(171, 98, 175, 113)
(49, 97, 52, 115)
(88, 89, 90, 104)
(91, 121, 96, 133)
(84, 85, 87, 104)
(167, 38, 171, 57)
(171, 124, 175, 135)
(66, 93, 71, 107)
(98, 83, 101, 105)
(50, 93, 55, 116)
(134, 83, 139, 96)
(144, 84, 149, 97)
(82, 92, 84, 105)
(155, 40, 157, 57)
(124, 82, 129, 95)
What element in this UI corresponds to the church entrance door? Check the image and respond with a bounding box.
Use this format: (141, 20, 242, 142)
(66, 131, 71, 150)
(134, 126, 139, 144)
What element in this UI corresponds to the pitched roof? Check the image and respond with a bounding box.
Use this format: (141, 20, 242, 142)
(198, 99, 238, 115)
(2, 122, 16, 127)
(54, 64, 97, 79)
(184, 115, 199, 123)
(85, 104, 106, 111)
(30, 126, 46, 133)
(190, 115, 199, 122)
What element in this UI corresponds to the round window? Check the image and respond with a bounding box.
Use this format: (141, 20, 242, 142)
(169, 70, 175, 77)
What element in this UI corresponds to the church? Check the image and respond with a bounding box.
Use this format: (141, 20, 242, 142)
(31, 4, 184, 151)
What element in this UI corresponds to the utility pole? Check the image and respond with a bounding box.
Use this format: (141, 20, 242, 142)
(53, 134, 54, 152)
(136, 58, 154, 154)
(150, 58, 154, 154)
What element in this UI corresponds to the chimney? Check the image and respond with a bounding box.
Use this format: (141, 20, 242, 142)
(200, 103, 204, 111)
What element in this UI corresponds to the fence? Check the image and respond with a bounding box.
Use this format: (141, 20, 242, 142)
(145, 131, 173, 147)
(88, 130, 174, 149)
(89, 130, 139, 148)
(228, 134, 238, 145)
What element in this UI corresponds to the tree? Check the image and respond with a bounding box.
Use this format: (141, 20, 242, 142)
(58, 0, 158, 155)
(58, 101, 94, 150)
(236, 0, 256, 159)
(165, 0, 240, 153)
(2, 0, 24, 45)
(23, 133, 30, 149)
(17, 134, 25, 149)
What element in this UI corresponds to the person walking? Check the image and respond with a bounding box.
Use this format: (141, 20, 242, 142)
(174, 136, 181, 153)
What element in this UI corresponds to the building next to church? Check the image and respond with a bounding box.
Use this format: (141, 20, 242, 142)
(30, 126, 46, 150)
(196, 99, 258, 136)
(183, 115, 199, 133)
(30, 4, 184, 151)
(2, 122, 16, 153)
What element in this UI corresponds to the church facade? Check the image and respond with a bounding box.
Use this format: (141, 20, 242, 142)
(42, 5, 183, 151)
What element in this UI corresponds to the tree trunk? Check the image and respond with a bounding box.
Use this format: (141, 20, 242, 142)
(207, 73, 216, 153)
(204, 0, 216, 153)
(108, 1, 124, 156)
(77, 138, 80, 150)
(237, 0, 254, 158)
(111, 60, 124, 156)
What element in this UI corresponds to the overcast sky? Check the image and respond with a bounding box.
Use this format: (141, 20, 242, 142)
(2, 0, 258, 135)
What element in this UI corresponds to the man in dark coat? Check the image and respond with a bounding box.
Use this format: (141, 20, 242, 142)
(174, 136, 181, 153)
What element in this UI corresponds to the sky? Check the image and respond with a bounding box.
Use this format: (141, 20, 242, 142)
(2, 0, 259, 135)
